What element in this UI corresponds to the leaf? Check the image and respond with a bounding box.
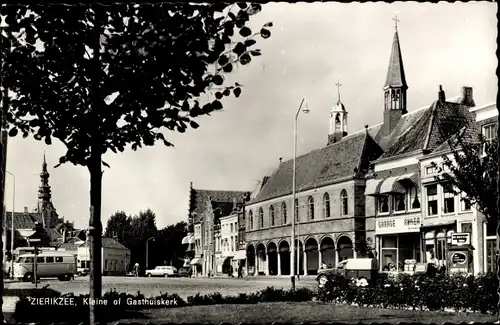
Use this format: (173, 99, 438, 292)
(102, 161, 110, 168)
(215, 92, 223, 100)
(244, 39, 256, 47)
(223, 89, 230, 96)
(212, 100, 223, 110)
(240, 53, 252, 65)
(190, 121, 199, 129)
(222, 63, 233, 73)
(181, 100, 190, 112)
(264, 22, 273, 28)
(233, 87, 242, 98)
(260, 28, 271, 39)
(213, 75, 224, 86)
(218, 55, 229, 66)
(8, 128, 18, 137)
(239, 27, 252, 37)
(237, 2, 248, 9)
(250, 50, 262, 56)
(233, 42, 246, 56)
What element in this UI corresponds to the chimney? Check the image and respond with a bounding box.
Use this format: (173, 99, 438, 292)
(460, 86, 475, 107)
(24, 207, 28, 214)
(438, 85, 446, 102)
(232, 197, 237, 212)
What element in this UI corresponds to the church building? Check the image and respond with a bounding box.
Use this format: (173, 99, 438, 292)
(243, 19, 482, 276)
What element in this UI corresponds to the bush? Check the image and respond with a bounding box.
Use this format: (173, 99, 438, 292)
(317, 272, 499, 314)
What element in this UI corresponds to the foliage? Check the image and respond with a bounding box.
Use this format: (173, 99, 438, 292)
(317, 272, 499, 314)
(434, 130, 498, 227)
(1, 3, 272, 166)
(104, 210, 134, 247)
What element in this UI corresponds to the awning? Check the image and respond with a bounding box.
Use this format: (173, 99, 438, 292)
(365, 179, 384, 196)
(379, 176, 406, 194)
(396, 172, 419, 189)
(188, 236, 195, 244)
(234, 250, 246, 260)
(190, 258, 202, 265)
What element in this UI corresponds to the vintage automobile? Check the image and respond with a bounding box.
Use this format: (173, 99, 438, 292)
(316, 258, 378, 288)
(177, 267, 192, 278)
(145, 265, 177, 277)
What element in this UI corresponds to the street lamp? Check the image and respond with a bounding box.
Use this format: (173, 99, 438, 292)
(146, 237, 155, 270)
(291, 97, 309, 291)
(6, 171, 15, 279)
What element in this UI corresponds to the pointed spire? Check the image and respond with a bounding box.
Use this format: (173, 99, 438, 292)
(384, 15, 407, 90)
(38, 154, 52, 203)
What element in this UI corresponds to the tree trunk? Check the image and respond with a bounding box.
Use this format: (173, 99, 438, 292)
(88, 148, 103, 325)
(496, 114, 500, 319)
(89, 5, 103, 325)
(0, 106, 5, 324)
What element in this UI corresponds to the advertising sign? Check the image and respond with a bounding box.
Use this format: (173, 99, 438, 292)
(375, 215, 421, 234)
(451, 233, 470, 246)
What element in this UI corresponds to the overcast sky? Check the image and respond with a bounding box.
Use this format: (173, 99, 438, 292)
(5, 2, 497, 230)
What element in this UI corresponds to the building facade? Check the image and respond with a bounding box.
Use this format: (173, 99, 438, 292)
(77, 237, 130, 275)
(188, 183, 250, 277)
(242, 21, 494, 277)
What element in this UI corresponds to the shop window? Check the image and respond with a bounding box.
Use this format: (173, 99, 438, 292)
(436, 238, 446, 261)
(381, 235, 397, 271)
(426, 184, 438, 216)
(248, 211, 253, 230)
(308, 196, 315, 220)
(408, 186, 421, 210)
(341, 190, 349, 216)
(269, 205, 275, 226)
(377, 195, 389, 214)
(393, 193, 406, 212)
(281, 202, 287, 224)
(443, 183, 455, 214)
(323, 193, 331, 218)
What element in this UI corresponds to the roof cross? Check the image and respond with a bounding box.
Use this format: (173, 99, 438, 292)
(393, 14, 400, 31)
(335, 81, 342, 102)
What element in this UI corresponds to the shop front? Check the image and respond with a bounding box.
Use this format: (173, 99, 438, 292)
(421, 221, 457, 271)
(375, 214, 422, 272)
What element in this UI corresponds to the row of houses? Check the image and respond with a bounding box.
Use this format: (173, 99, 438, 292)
(183, 23, 498, 277)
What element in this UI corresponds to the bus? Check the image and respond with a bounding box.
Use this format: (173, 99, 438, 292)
(13, 251, 77, 282)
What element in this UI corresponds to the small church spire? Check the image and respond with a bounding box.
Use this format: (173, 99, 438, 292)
(328, 80, 348, 145)
(38, 154, 54, 227)
(393, 14, 399, 32)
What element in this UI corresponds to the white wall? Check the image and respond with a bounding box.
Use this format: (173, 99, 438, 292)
(77, 246, 130, 274)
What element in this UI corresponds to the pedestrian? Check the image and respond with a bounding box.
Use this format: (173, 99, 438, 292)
(229, 265, 234, 278)
(237, 265, 242, 278)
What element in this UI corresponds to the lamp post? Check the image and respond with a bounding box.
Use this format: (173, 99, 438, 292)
(146, 237, 155, 270)
(6, 171, 14, 279)
(291, 97, 309, 291)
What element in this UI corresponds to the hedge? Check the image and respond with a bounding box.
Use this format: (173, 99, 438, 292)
(317, 272, 499, 314)
(13, 286, 315, 324)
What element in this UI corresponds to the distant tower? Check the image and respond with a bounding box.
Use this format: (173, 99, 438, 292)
(38, 154, 56, 228)
(328, 81, 348, 145)
(382, 15, 408, 137)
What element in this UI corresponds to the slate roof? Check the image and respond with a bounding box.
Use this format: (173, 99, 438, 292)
(378, 99, 474, 160)
(191, 189, 250, 223)
(47, 228, 63, 242)
(384, 31, 407, 89)
(102, 237, 129, 250)
(432, 113, 479, 153)
(4, 212, 37, 230)
(249, 130, 383, 204)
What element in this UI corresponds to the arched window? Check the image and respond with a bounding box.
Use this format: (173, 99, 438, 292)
(294, 199, 299, 222)
(248, 210, 253, 230)
(270, 205, 275, 226)
(323, 193, 331, 218)
(259, 208, 264, 228)
(281, 202, 287, 224)
(341, 190, 348, 216)
(308, 196, 315, 220)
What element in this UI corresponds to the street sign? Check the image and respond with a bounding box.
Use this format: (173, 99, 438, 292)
(451, 233, 470, 246)
(28, 238, 41, 243)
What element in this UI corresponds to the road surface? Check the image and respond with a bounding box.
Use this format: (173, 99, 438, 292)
(3, 276, 318, 312)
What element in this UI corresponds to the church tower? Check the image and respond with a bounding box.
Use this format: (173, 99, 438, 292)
(327, 81, 348, 145)
(382, 15, 408, 137)
(38, 154, 57, 228)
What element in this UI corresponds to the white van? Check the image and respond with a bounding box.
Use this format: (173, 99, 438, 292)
(13, 251, 77, 282)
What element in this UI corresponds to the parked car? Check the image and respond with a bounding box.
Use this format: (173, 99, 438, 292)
(77, 267, 89, 276)
(177, 267, 192, 277)
(145, 265, 177, 277)
(316, 258, 378, 288)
